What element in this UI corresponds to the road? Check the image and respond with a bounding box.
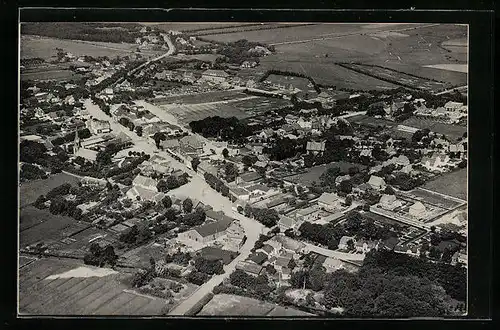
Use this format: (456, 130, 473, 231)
(129, 34, 176, 76)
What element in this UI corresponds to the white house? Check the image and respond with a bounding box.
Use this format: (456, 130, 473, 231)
(132, 174, 158, 192)
(409, 201, 427, 219)
(338, 236, 356, 250)
(317, 192, 342, 212)
(367, 175, 386, 191)
(378, 194, 402, 211)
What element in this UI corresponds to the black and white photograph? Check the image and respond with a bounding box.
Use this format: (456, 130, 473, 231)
(18, 20, 470, 318)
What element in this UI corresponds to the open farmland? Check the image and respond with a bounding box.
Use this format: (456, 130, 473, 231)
(19, 258, 169, 315)
(198, 294, 315, 316)
(19, 207, 86, 247)
(264, 74, 314, 91)
(120, 242, 171, 268)
(157, 95, 290, 125)
(284, 161, 367, 186)
(21, 35, 162, 60)
(422, 168, 467, 200)
(339, 63, 450, 92)
(19, 172, 81, 208)
(400, 117, 466, 140)
(146, 22, 268, 33)
(152, 90, 249, 105)
(21, 69, 82, 82)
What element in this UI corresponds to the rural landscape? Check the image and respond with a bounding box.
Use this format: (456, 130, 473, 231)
(19, 22, 468, 317)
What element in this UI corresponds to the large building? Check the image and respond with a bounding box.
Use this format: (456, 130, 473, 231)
(178, 215, 234, 244)
(86, 118, 111, 135)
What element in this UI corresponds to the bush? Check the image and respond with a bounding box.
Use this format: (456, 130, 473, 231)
(186, 271, 209, 285)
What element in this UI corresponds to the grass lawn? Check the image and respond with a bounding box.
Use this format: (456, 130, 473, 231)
(422, 168, 467, 200)
(284, 161, 367, 186)
(19, 172, 80, 208)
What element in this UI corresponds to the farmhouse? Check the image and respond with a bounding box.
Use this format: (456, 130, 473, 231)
(378, 194, 402, 211)
(317, 192, 342, 211)
(236, 261, 263, 276)
(367, 175, 386, 191)
(296, 205, 321, 222)
(132, 174, 158, 192)
(201, 69, 230, 84)
(178, 215, 234, 244)
(409, 201, 427, 219)
(322, 257, 344, 273)
(236, 171, 262, 185)
(180, 135, 205, 153)
(277, 215, 300, 231)
(86, 118, 111, 135)
(126, 186, 165, 203)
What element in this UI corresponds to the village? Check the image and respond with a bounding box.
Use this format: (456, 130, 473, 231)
(19, 23, 468, 317)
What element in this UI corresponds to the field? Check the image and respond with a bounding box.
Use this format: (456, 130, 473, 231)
(19, 206, 87, 247)
(422, 168, 467, 200)
(120, 242, 170, 268)
(21, 69, 82, 82)
(264, 74, 314, 91)
(152, 90, 249, 105)
(423, 64, 468, 73)
(201, 23, 466, 90)
(340, 63, 450, 92)
(284, 161, 367, 186)
(402, 188, 466, 209)
(52, 227, 120, 259)
(158, 95, 290, 125)
(19, 172, 81, 208)
(21, 35, 161, 60)
(198, 294, 315, 316)
(145, 22, 267, 33)
(19, 258, 169, 315)
(401, 117, 466, 140)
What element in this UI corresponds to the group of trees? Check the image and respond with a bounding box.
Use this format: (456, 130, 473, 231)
(20, 163, 47, 181)
(298, 222, 341, 250)
(265, 137, 306, 161)
(189, 116, 256, 142)
(388, 172, 426, 191)
(156, 174, 189, 192)
(290, 264, 327, 292)
(52, 128, 92, 146)
(244, 206, 279, 228)
(215, 39, 269, 65)
(119, 224, 153, 247)
(83, 243, 118, 268)
(226, 269, 272, 300)
(20, 140, 47, 164)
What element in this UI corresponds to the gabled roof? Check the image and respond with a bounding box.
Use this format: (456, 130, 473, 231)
(248, 252, 268, 265)
(133, 174, 158, 189)
(239, 171, 262, 183)
(379, 194, 397, 205)
(306, 141, 326, 151)
(317, 192, 340, 205)
(246, 184, 271, 193)
(236, 261, 262, 275)
(368, 175, 386, 187)
(193, 216, 233, 237)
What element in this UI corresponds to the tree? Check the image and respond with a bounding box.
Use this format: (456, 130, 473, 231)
(166, 175, 180, 190)
(348, 166, 360, 176)
(320, 166, 341, 187)
(222, 148, 229, 158)
(224, 163, 238, 182)
(162, 196, 172, 209)
(194, 257, 223, 275)
(183, 198, 193, 213)
(135, 125, 143, 137)
(288, 258, 297, 270)
(339, 179, 353, 193)
(345, 195, 353, 206)
(157, 180, 168, 193)
(164, 208, 177, 222)
(191, 157, 200, 171)
(384, 186, 395, 195)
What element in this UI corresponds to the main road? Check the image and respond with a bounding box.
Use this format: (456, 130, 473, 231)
(128, 34, 176, 76)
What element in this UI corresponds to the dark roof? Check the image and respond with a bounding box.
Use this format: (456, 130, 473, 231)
(205, 210, 234, 223)
(382, 237, 399, 250)
(239, 171, 262, 183)
(199, 246, 238, 265)
(261, 244, 274, 254)
(194, 217, 233, 237)
(236, 261, 263, 275)
(248, 252, 268, 265)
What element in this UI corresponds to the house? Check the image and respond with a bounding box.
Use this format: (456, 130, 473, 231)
(272, 235, 305, 253)
(378, 194, 402, 211)
(384, 155, 410, 167)
(322, 257, 344, 273)
(228, 186, 250, 201)
(444, 101, 464, 112)
(353, 183, 373, 195)
(236, 171, 262, 185)
(355, 239, 378, 253)
(201, 69, 230, 84)
(179, 135, 205, 152)
(126, 186, 165, 203)
(277, 215, 299, 231)
(86, 118, 111, 135)
(296, 205, 321, 222)
(132, 174, 158, 192)
(409, 201, 427, 219)
(297, 117, 312, 129)
(235, 261, 263, 276)
(259, 244, 276, 257)
(381, 237, 399, 250)
(206, 210, 235, 223)
(360, 149, 372, 158)
(248, 252, 268, 265)
(338, 236, 356, 250)
(81, 176, 107, 187)
(247, 184, 273, 199)
(178, 216, 234, 244)
(306, 141, 326, 155)
(367, 175, 386, 191)
(160, 139, 181, 150)
(422, 153, 451, 172)
(317, 192, 342, 211)
(74, 148, 98, 162)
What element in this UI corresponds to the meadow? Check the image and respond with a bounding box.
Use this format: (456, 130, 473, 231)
(18, 258, 168, 315)
(422, 168, 467, 200)
(19, 172, 80, 208)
